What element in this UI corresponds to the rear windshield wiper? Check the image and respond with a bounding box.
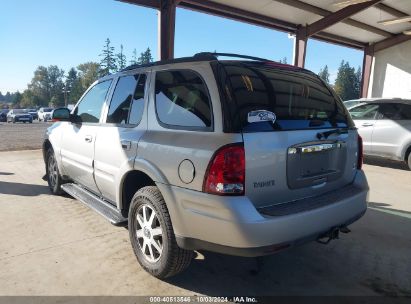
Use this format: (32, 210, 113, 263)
(317, 128, 348, 140)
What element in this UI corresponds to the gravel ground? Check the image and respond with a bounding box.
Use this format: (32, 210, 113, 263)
(0, 121, 51, 151)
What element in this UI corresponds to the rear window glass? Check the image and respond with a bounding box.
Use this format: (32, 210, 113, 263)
(220, 62, 352, 132)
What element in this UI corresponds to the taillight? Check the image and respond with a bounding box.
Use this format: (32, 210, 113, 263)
(357, 135, 363, 169)
(203, 144, 245, 195)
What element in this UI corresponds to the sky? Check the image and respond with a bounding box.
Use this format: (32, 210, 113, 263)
(0, 0, 363, 93)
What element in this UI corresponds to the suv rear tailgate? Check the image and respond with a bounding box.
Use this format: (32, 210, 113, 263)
(217, 61, 358, 208)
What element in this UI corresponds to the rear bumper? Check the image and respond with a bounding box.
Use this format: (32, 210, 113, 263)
(14, 116, 32, 122)
(157, 170, 368, 256)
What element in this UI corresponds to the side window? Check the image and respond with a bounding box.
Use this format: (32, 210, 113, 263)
(398, 104, 411, 120)
(107, 74, 146, 125)
(378, 103, 402, 120)
(75, 80, 112, 123)
(155, 70, 212, 129)
(349, 104, 379, 120)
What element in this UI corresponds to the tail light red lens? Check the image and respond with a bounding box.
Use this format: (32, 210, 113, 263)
(357, 135, 363, 169)
(203, 144, 245, 195)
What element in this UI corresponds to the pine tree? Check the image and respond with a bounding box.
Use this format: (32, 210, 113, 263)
(130, 48, 138, 65)
(354, 66, 362, 98)
(99, 38, 117, 76)
(116, 44, 127, 70)
(279, 57, 288, 64)
(138, 48, 154, 64)
(334, 60, 359, 100)
(65, 68, 83, 104)
(318, 65, 330, 84)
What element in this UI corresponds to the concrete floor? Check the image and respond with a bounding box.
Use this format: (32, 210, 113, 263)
(0, 150, 410, 296)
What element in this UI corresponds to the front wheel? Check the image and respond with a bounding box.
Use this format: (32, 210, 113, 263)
(128, 186, 193, 278)
(46, 149, 64, 195)
(407, 152, 411, 171)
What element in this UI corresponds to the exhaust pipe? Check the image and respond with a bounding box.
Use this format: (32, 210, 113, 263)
(316, 226, 351, 245)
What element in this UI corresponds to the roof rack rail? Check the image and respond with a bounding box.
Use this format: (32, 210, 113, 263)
(194, 52, 271, 62)
(120, 52, 271, 72)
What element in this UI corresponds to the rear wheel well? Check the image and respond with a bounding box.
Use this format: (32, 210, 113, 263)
(121, 171, 155, 217)
(405, 145, 411, 161)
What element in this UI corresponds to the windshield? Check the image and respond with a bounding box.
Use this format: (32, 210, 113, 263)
(218, 62, 353, 132)
(13, 109, 27, 114)
(44, 108, 53, 112)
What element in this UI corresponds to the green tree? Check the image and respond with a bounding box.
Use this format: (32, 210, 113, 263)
(77, 62, 100, 92)
(138, 47, 153, 64)
(279, 57, 288, 64)
(65, 68, 83, 104)
(48, 65, 65, 105)
(334, 60, 359, 100)
(28, 65, 65, 106)
(354, 66, 362, 98)
(99, 38, 117, 76)
(318, 65, 330, 85)
(12, 91, 22, 105)
(130, 48, 138, 65)
(4, 92, 12, 103)
(20, 89, 40, 108)
(116, 44, 127, 70)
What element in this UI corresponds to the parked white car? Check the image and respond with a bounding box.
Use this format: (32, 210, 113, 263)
(348, 98, 411, 169)
(38, 107, 54, 121)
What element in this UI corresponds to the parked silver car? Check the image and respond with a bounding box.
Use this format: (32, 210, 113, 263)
(43, 53, 368, 278)
(348, 98, 411, 169)
(7, 109, 33, 123)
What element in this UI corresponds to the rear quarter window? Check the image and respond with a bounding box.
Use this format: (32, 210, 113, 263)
(154, 70, 213, 131)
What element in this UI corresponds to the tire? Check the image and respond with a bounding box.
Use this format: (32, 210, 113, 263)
(46, 149, 64, 195)
(128, 186, 193, 278)
(407, 152, 411, 171)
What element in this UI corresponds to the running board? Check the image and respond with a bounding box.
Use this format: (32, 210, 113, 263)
(61, 183, 128, 227)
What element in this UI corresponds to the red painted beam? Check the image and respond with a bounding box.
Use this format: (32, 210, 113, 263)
(158, 0, 177, 60)
(373, 33, 411, 53)
(360, 45, 374, 98)
(306, 0, 382, 37)
(118, 0, 160, 9)
(294, 26, 307, 68)
(274, 0, 391, 38)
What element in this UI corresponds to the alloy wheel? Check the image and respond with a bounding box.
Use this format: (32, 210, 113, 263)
(135, 204, 163, 263)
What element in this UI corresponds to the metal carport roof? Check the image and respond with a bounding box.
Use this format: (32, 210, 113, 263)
(118, 0, 411, 97)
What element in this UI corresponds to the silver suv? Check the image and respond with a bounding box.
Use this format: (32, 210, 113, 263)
(348, 98, 411, 169)
(43, 53, 368, 278)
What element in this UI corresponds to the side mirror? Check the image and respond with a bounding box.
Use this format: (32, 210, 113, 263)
(52, 108, 70, 122)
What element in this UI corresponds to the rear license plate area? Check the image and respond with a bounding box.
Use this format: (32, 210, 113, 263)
(287, 141, 347, 189)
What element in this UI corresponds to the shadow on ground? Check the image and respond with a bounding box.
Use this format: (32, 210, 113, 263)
(364, 156, 409, 171)
(0, 181, 50, 196)
(368, 202, 411, 217)
(0, 172, 14, 176)
(166, 208, 411, 296)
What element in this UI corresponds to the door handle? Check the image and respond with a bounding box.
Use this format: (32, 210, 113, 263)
(84, 135, 93, 143)
(121, 140, 132, 150)
(361, 122, 374, 127)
